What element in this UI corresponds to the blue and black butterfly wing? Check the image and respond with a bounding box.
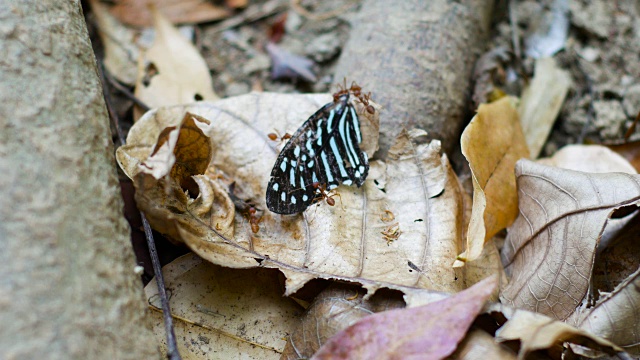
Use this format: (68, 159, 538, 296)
(266, 94, 370, 214)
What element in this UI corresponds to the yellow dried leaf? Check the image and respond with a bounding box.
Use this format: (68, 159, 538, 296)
(519, 57, 571, 159)
(457, 97, 529, 264)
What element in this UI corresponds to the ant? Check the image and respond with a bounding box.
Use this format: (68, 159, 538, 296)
(311, 182, 344, 209)
(267, 131, 292, 142)
(246, 206, 263, 234)
(333, 79, 376, 115)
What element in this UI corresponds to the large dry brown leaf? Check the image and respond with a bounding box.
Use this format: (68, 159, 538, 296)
(145, 253, 299, 358)
(117, 93, 476, 305)
(458, 97, 529, 264)
(109, 0, 231, 27)
(491, 304, 625, 359)
(501, 159, 640, 321)
(134, 7, 218, 120)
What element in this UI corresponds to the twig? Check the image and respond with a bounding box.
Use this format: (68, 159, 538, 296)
(623, 110, 640, 141)
(98, 59, 181, 360)
(143, 216, 181, 360)
(102, 66, 150, 112)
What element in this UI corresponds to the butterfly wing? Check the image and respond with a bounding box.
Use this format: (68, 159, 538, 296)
(266, 94, 370, 214)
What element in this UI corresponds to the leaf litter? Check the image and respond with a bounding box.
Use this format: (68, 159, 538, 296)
(117, 92, 500, 304)
(118, 83, 640, 357)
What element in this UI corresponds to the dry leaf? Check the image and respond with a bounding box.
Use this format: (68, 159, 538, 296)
(538, 144, 637, 174)
(109, 0, 231, 27)
(281, 284, 410, 359)
(117, 92, 469, 305)
(145, 253, 300, 359)
(501, 159, 640, 321)
(450, 329, 516, 360)
(90, 0, 139, 85)
(606, 141, 640, 173)
(539, 144, 638, 252)
(457, 97, 529, 264)
(519, 57, 571, 159)
(117, 111, 235, 243)
(310, 276, 498, 360)
(134, 7, 218, 120)
(491, 304, 625, 359)
(570, 268, 640, 357)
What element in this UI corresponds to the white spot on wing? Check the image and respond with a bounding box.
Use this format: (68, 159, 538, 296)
(273, 183, 279, 191)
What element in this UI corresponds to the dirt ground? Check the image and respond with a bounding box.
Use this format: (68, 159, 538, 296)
(201, 0, 640, 152)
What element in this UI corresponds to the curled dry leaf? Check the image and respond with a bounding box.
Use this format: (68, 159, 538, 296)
(501, 159, 640, 321)
(117, 111, 236, 243)
(145, 253, 300, 359)
(117, 92, 470, 306)
(109, 0, 231, 27)
(519, 57, 571, 159)
(457, 97, 529, 265)
(134, 7, 218, 120)
(491, 304, 625, 359)
(310, 276, 498, 360)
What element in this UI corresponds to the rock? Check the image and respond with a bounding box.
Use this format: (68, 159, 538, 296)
(593, 100, 627, 139)
(623, 84, 640, 117)
(305, 33, 341, 62)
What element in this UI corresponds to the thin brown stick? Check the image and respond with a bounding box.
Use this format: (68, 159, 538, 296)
(99, 60, 181, 360)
